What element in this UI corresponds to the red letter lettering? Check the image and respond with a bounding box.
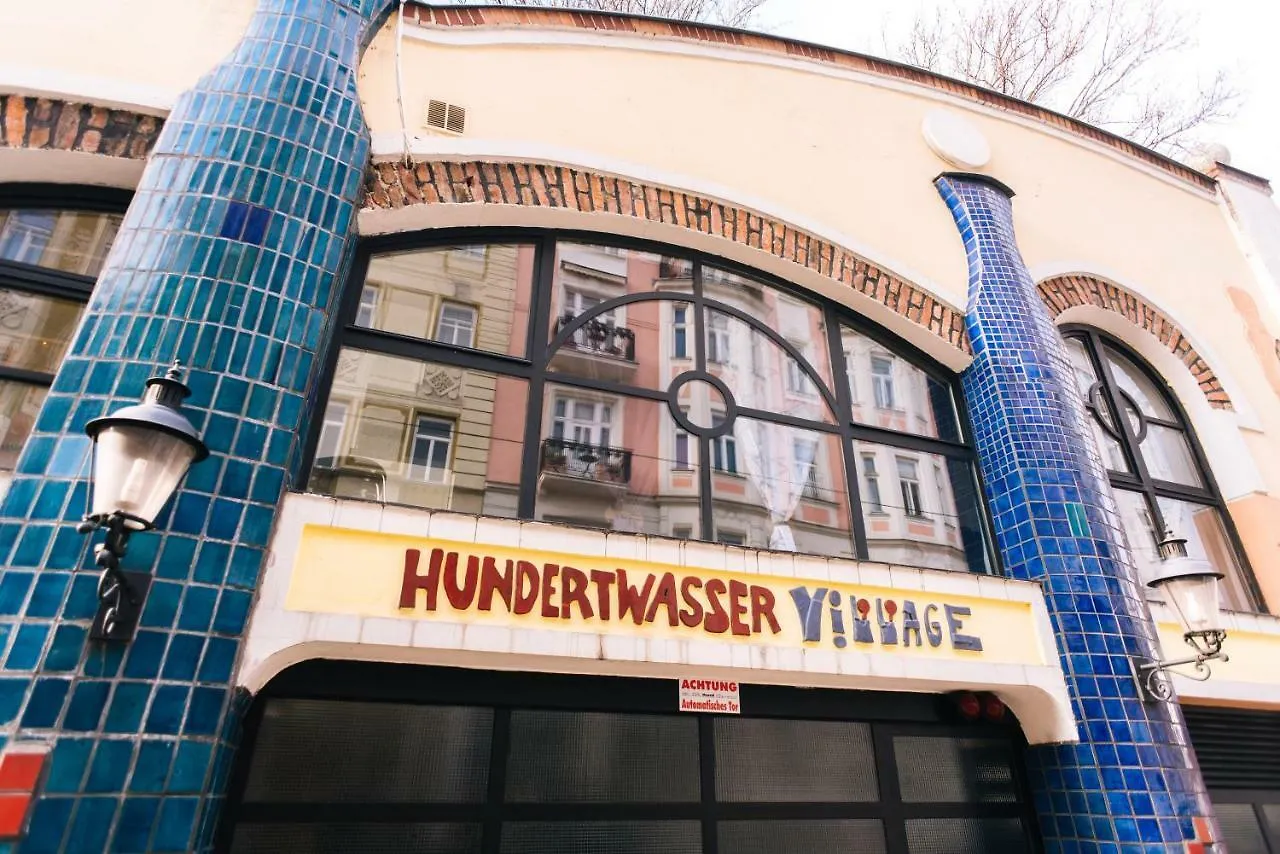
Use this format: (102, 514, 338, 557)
(704, 579, 730, 633)
(514, 561, 539, 615)
(728, 580, 750, 636)
(398, 548, 441, 611)
(478, 557, 514, 612)
(590, 570, 615, 620)
(679, 576, 705, 628)
(749, 585, 781, 635)
(617, 570, 655, 625)
(540, 564, 560, 618)
(645, 572, 680, 626)
(443, 554, 479, 610)
(560, 567, 594, 619)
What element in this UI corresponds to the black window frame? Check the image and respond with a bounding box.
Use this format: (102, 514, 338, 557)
(1062, 325, 1266, 611)
(217, 661, 1044, 854)
(0, 183, 132, 380)
(303, 228, 999, 572)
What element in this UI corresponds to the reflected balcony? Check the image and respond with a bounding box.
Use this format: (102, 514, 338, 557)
(539, 438, 632, 497)
(551, 313, 636, 381)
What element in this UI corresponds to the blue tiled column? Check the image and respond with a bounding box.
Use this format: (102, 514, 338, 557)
(936, 174, 1219, 852)
(0, 1, 398, 851)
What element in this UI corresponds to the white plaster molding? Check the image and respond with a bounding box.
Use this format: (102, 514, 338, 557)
(399, 23, 1215, 201)
(0, 65, 173, 116)
(239, 493, 1077, 745)
(0, 148, 144, 190)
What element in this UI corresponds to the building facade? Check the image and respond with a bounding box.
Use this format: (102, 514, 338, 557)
(0, 1, 1279, 851)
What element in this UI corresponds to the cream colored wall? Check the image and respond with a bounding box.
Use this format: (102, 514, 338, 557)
(0, 0, 255, 113)
(355, 24, 1280, 505)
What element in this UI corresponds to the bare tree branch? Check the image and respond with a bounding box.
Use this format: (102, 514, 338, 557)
(892, 0, 1241, 156)
(449, 0, 771, 28)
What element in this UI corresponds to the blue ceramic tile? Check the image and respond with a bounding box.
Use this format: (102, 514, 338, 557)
(22, 796, 73, 854)
(21, 677, 70, 727)
(113, 797, 162, 853)
(46, 737, 94, 793)
(169, 741, 212, 793)
(65, 795, 116, 854)
(161, 634, 205, 681)
(43, 625, 86, 672)
(0, 571, 32, 615)
(63, 680, 110, 731)
(5, 623, 49, 670)
(212, 589, 251, 635)
(104, 682, 152, 733)
(144, 685, 190, 735)
(183, 687, 224, 736)
(176, 586, 217, 632)
(86, 739, 134, 792)
(152, 796, 198, 852)
(197, 638, 237, 684)
(123, 632, 167, 680)
(26, 573, 70, 618)
(192, 542, 230, 586)
(130, 740, 174, 793)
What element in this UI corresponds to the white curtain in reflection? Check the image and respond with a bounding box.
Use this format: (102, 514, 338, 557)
(711, 321, 825, 551)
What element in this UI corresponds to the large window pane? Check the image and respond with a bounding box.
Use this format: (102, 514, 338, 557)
(359, 244, 534, 356)
(243, 699, 492, 803)
(0, 288, 83, 373)
(718, 821, 886, 854)
(0, 209, 121, 276)
(549, 243, 691, 390)
(905, 818, 1027, 854)
(894, 736, 1019, 803)
(538, 387, 689, 537)
(714, 718, 878, 802)
(843, 327, 960, 441)
(1141, 422, 1202, 486)
(1104, 345, 1176, 420)
(1063, 336, 1129, 472)
(505, 710, 700, 803)
(704, 307, 834, 424)
(1210, 804, 1268, 854)
(0, 382, 46, 473)
(500, 822, 700, 854)
(710, 419, 853, 558)
(308, 350, 526, 517)
(1115, 491, 1253, 612)
(231, 824, 482, 854)
(857, 443, 984, 572)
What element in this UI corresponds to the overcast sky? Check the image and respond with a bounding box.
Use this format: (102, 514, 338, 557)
(755, 0, 1280, 183)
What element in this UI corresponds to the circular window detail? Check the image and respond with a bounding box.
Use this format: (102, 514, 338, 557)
(668, 371, 736, 438)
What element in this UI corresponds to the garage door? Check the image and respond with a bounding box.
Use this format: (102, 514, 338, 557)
(220, 663, 1041, 854)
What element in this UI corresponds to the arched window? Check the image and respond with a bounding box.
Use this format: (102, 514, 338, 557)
(306, 232, 995, 573)
(1062, 326, 1262, 612)
(0, 186, 128, 498)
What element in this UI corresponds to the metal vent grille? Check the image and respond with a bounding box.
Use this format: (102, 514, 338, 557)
(426, 99, 466, 134)
(1184, 707, 1280, 790)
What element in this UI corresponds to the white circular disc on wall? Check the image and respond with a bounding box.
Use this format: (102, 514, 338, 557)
(922, 109, 992, 170)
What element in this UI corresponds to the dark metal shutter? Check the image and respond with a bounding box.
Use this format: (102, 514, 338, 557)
(1184, 706, 1280, 790)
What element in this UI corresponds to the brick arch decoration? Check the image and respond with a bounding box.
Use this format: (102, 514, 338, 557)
(0, 94, 162, 160)
(363, 159, 970, 351)
(1038, 274, 1232, 410)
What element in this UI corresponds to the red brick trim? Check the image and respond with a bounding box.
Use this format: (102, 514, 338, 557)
(1039, 274, 1232, 410)
(405, 4, 1215, 193)
(0, 95, 162, 159)
(363, 159, 969, 351)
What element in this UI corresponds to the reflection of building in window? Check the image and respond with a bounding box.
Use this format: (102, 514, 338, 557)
(707, 313, 730, 364)
(897, 457, 923, 517)
(356, 285, 379, 327)
(862, 454, 883, 512)
(411, 416, 454, 483)
(872, 355, 896, 409)
(672, 304, 688, 359)
(552, 397, 613, 448)
(716, 530, 745, 546)
(434, 302, 476, 348)
(793, 438, 820, 498)
(456, 245, 487, 259)
(0, 210, 55, 264)
(785, 349, 813, 396)
(673, 424, 691, 470)
(712, 414, 737, 474)
(316, 401, 348, 462)
(934, 463, 953, 525)
(672, 525, 694, 540)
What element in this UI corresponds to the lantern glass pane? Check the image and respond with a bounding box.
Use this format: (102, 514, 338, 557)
(91, 424, 197, 525)
(1164, 572, 1222, 635)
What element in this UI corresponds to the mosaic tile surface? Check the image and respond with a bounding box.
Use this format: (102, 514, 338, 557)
(937, 174, 1220, 853)
(0, 0, 399, 850)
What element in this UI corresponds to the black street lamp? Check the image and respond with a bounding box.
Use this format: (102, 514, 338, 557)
(79, 362, 208, 641)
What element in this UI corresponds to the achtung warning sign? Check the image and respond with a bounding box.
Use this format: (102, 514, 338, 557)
(678, 678, 741, 714)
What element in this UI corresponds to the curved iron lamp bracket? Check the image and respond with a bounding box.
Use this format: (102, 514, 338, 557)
(1131, 630, 1228, 703)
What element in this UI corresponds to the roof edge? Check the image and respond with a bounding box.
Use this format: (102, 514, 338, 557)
(409, 3, 1216, 193)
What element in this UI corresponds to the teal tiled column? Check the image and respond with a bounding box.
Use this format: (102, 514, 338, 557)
(0, 0, 399, 850)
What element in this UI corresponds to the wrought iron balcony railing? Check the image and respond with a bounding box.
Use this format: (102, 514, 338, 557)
(540, 438, 632, 486)
(555, 312, 636, 361)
